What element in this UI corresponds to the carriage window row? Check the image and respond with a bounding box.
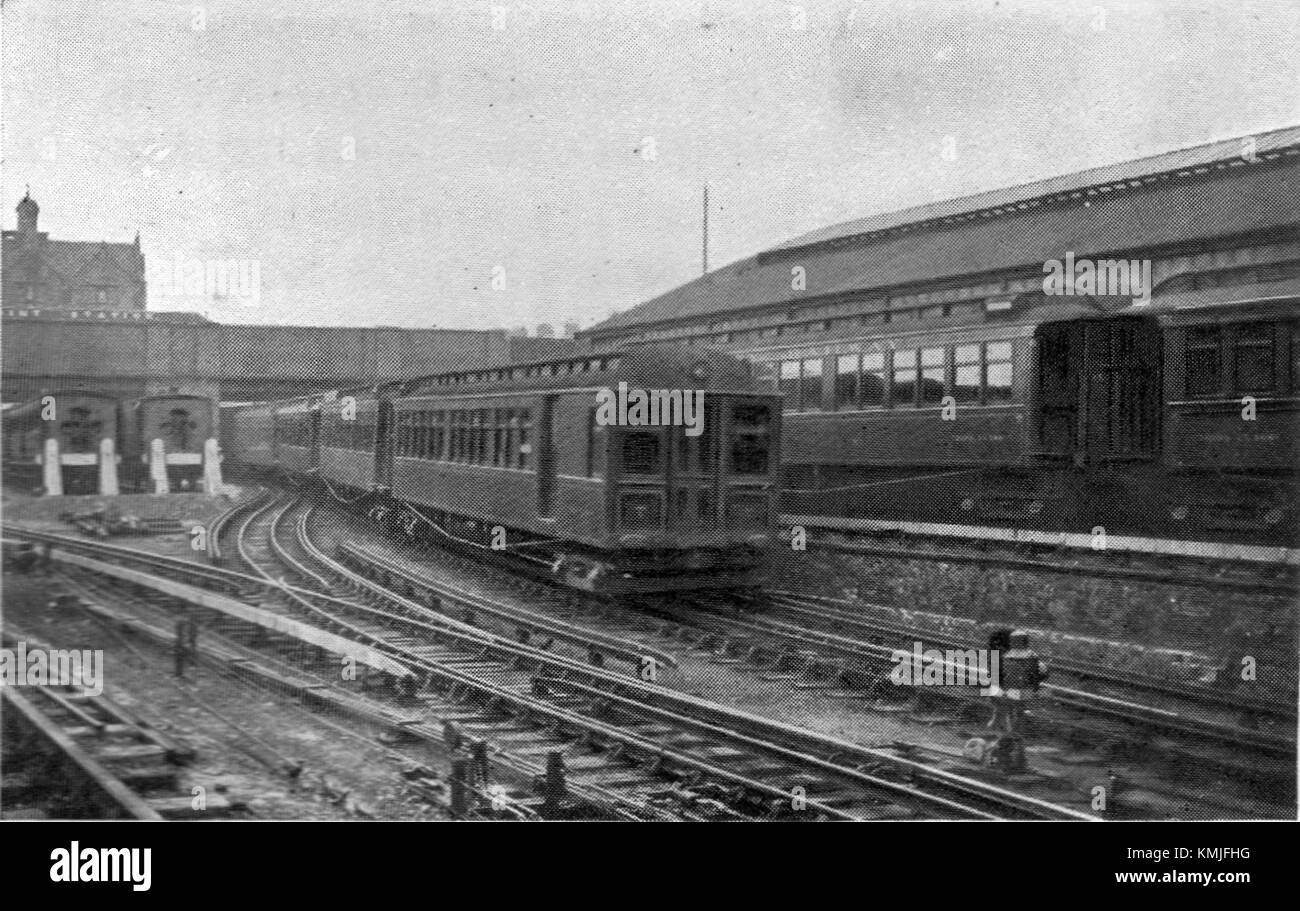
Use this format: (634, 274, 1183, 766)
(395, 409, 533, 470)
(277, 416, 316, 447)
(323, 418, 377, 451)
(1186, 321, 1292, 397)
(762, 341, 1014, 411)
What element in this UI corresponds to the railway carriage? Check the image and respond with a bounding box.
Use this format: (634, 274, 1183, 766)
(123, 394, 218, 491)
(220, 400, 278, 475)
(273, 397, 322, 479)
(215, 347, 781, 594)
(318, 386, 390, 494)
(1, 390, 121, 495)
(386, 346, 780, 593)
(746, 273, 1300, 543)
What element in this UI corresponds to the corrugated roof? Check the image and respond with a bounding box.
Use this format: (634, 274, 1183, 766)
(588, 126, 1300, 336)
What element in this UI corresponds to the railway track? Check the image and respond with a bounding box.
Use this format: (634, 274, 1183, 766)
(261, 496, 1298, 808)
(4, 507, 1097, 821)
(0, 630, 200, 820)
(767, 589, 1298, 726)
(294, 503, 1294, 801)
(336, 506, 1294, 773)
(272, 498, 1098, 820)
(671, 591, 1298, 777)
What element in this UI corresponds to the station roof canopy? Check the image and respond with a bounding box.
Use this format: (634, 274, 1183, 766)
(585, 125, 1300, 337)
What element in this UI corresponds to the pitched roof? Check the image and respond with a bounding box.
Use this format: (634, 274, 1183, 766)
(586, 126, 1300, 336)
(48, 240, 145, 283)
(2, 234, 145, 288)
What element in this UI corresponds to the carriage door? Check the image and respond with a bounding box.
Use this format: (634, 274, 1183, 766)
(1078, 317, 1160, 464)
(536, 395, 558, 517)
(1036, 323, 1081, 461)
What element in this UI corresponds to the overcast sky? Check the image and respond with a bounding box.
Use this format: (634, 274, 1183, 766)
(3, 0, 1297, 330)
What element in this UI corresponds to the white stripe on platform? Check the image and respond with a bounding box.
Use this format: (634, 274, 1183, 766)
(781, 514, 1300, 565)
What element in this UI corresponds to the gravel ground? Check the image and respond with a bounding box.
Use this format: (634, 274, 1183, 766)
(2, 573, 452, 821)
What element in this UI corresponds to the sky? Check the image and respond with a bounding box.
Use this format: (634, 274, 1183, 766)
(2, 0, 1297, 331)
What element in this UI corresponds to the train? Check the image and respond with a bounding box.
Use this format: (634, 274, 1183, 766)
(220, 346, 781, 594)
(2, 391, 219, 495)
(737, 274, 1299, 545)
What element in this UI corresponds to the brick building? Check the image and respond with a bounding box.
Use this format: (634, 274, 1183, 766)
(1, 191, 147, 310)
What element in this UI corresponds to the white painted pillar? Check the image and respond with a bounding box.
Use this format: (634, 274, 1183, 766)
(204, 438, 224, 496)
(150, 439, 170, 495)
(99, 437, 120, 496)
(43, 438, 63, 496)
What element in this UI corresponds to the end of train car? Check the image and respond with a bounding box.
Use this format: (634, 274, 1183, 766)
(383, 345, 781, 594)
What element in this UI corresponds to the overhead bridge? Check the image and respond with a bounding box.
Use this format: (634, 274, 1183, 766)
(1, 310, 576, 403)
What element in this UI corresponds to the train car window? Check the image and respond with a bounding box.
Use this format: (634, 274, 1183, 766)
(1186, 327, 1223, 396)
(892, 349, 918, 406)
(730, 403, 771, 475)
(754, 361, 777, 391)
(835, 355, 859, 410)
(413, 412, 427, 460)
(622, 431, 663, 474)
(860, 312, 885, 327)
(800, 358, 824, 411)
(920, 304, 946, 320)
(1233, 323, 1275, 392)
(699, 400, 720, 472)
(697, 489, 716, 527)
(920, 347, 946, 404)
(448, 413, 461, 462)
(505, 411, 518, 466)
(861, 352, 885, 406)
(431, 413, 447, 457)
(954, 345, 981, 402)
(475, 411, 489, 464)
(985, 342, 1014, 400)
(433, 412, 446, 461)
(675, 421, 691, 473)
(491, 410, 505, 466)
(517, 410, 532, 470)
(778, 361, 801, 409)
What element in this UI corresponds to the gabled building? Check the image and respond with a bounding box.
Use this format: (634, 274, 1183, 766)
(2, 192, 146, 310)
